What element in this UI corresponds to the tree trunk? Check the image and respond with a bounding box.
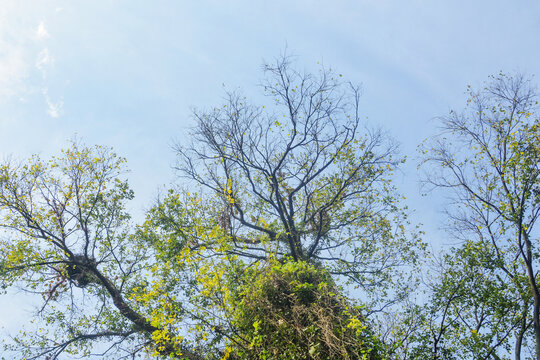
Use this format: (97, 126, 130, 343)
(523, 232, 540, 360)
(533, 297, 540, 360)
(515, 306, 527, 360)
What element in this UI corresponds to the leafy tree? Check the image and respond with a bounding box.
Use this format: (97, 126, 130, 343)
(419, 73, 540, 359)
(0, 143, 200, 359)
(402, 246, 523, 359)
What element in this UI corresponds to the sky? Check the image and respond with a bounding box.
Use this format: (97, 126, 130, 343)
(1, 0, 540, 347)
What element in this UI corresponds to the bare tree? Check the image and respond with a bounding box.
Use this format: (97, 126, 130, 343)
(175, 55, 422, 306)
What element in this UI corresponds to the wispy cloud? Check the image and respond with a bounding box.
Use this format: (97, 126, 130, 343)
(0, 11, 62, 115)
(35, 21, 50, 40)
(43, 88, 63, 118)
(36, 48, 53, 76)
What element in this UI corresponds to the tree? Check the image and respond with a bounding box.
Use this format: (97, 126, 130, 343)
(0, 143, 201, 359)
(419, 73, 540, 359)
(174, 55, 423, 308)
(143, 54, 424, 358)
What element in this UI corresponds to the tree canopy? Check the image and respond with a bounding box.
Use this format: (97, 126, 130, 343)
(1, 58, 539, 360)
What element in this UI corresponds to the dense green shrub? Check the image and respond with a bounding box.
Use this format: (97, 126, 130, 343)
(225, 260, 386, 360)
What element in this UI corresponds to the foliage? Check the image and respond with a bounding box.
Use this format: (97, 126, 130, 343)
(0, 143, 196, 359)
(401, 246, 525, 359)
(224, 260, 386, 359)
(417, 73, 540, 359)
(136, 173, 393, 359)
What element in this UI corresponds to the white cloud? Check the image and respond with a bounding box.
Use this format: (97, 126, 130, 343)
(0, 5, 62, 111)
(43, 88, 63, 118)
(46, 97, 63, 118)
(35, 21, 50, 39)
(36, 47, 53, 76)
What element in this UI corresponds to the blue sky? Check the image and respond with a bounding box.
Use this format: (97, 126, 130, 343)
(1, 0, 540, 340)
